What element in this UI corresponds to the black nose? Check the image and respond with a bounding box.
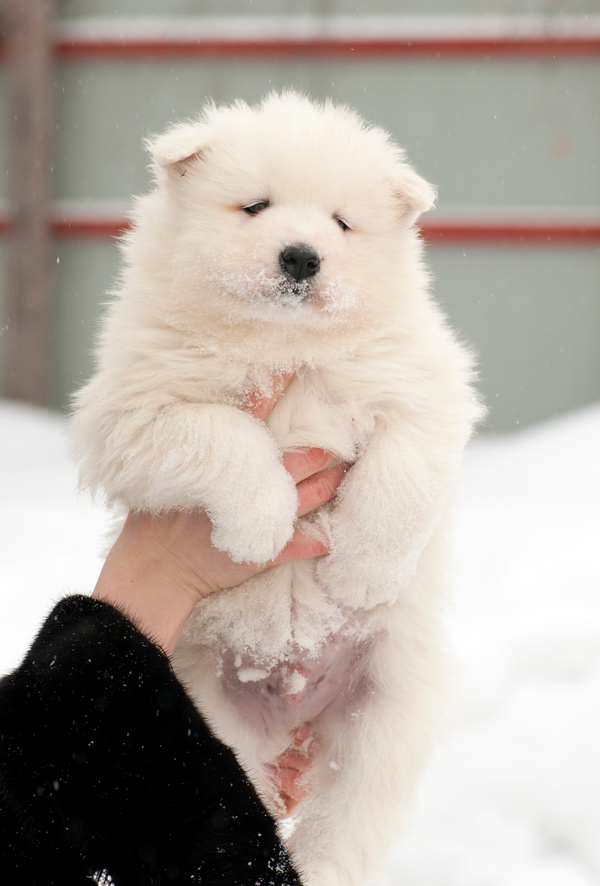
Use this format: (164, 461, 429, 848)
(279, 244, 320, 282)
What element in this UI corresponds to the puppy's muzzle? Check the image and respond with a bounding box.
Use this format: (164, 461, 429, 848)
(279, 244, 320, 284)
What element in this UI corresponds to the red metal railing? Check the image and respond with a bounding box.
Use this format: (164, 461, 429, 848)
(51, 15, 600, 60)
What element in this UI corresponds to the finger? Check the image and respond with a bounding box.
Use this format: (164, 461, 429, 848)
(272, 529, 330, 565)
(242, 373, 294, 421)
(296, 462, 348, 517)
(282, 448, 337, 484)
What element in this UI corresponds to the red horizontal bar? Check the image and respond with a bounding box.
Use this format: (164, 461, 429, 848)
(53, 35, 600, 60)
(0, 216, 129, 238)
(2, 209, 600, 244)
(50, 216, 131, 238)
(2, 17, 600, 62)
(421, 219, 600, 244)
(1, 16, 593, 62)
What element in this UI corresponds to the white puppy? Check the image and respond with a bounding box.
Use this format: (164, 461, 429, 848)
(72, 92, 481, 885)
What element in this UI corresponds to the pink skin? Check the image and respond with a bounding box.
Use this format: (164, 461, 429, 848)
(223, 633, 368, 815)
(93, 375, 349, 813)
(269, 725, 318, 815)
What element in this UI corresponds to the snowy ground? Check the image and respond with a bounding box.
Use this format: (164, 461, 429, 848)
(1, 399, 599, 885)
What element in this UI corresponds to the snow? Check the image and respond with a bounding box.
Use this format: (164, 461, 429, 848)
(1, 398, 599, 883)
(0, 401, 108, 672)
(383, 403, 600, 885)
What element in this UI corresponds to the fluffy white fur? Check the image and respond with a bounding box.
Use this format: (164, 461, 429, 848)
(72, 92, 482, 886)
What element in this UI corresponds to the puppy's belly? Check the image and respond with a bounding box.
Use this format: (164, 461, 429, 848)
(177, 561, 373, 812)
(219, 631, 365, 737)
(219, 630, 370, 815)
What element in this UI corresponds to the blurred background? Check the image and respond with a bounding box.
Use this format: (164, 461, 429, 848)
(0, 0, 598, 430)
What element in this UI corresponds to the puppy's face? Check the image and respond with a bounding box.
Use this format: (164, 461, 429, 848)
(146, 94, 435, 333)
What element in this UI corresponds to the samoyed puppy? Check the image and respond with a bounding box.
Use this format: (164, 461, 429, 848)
(72, 91, 481, 885)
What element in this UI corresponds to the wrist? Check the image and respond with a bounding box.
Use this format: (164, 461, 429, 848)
(92, 512, 202, 656)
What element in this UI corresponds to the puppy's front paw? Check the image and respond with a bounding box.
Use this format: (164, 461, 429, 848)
(315, 501, 411, 610)
(317, 549, 400, 610)
(89, 399, 300, 566)
(209, 462, 298, 565)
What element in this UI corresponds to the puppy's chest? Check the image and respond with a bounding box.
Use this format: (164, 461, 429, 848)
(263, 372, 372, 462)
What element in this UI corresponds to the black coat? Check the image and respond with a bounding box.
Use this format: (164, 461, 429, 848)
(0, 595, 301, 885)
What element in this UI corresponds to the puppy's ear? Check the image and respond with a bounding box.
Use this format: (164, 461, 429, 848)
(392, 167, 437, 225)
(145, 123, 207, 176)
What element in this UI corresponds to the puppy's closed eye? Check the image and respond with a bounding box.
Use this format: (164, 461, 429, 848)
(334, 216, 351, 232)
(243, 201, 271, 216)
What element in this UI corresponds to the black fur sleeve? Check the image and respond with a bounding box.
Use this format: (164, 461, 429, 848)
(0, 595, 301, 886)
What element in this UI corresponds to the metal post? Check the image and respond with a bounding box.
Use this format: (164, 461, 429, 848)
(4, 0, 54, 405)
